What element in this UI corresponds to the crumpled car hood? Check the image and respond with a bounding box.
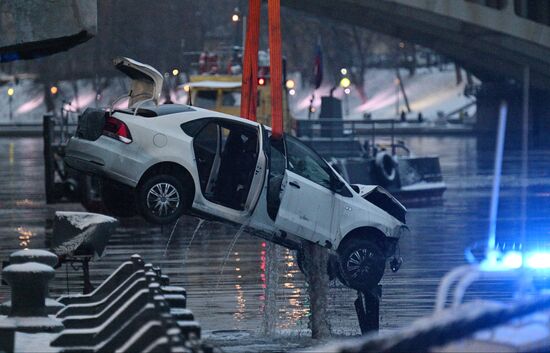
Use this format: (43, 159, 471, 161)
(352, 184, 407, 224)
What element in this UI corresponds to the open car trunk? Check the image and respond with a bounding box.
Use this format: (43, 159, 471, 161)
(113, 57, 164, 107)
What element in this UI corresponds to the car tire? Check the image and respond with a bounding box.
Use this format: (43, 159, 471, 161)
(338, 239, 386, 291)
(102, 180, 137, 218)
(137, 174, 188, 224)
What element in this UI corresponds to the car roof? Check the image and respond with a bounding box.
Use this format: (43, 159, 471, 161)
(115, 104, 195, 117)
(114, 103, 261, 128)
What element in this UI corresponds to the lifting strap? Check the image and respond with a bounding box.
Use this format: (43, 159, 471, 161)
(268, 0, 283, 139)
(241, 0, 284, 140)
(240, 0, 261, 121)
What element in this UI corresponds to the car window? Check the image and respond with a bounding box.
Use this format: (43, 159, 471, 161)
(181, 119, 208, 137)
(195, 122, 218, 154)
(285, 136, 332, 189)
(267, 137, 286, 220)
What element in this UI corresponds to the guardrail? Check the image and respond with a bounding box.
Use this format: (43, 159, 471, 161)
(295, 119, 400, 156)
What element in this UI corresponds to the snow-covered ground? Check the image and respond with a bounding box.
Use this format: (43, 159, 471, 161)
(0, 77, 188, 124)
(290, 66, 478, 121)
(0, 66, 477, 124)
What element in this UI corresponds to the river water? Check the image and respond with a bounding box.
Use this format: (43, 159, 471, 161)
(0, 136, 549, 350)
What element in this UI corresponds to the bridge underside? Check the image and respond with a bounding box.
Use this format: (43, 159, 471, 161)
(283, 0, 550, 147)
(0, 0, 96, 62)
(282, 0, 550, 89)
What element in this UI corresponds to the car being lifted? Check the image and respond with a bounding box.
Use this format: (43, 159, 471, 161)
(65, 57, 409, 291)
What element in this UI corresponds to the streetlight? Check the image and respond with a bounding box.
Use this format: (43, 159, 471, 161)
(285, 79, 295, 90)
(339, 78, 351, 117)
(231, 7, 242, 61)
(172, 68, 179, 76)
(340, 68, 348, 76)
(50, 86, 58, 95)
(7, 87, 14, 121)
(231, 7, 241, 23)
(340, 77, 351, 89)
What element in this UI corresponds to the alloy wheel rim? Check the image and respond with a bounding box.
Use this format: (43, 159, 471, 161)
(146, 183, 180, 217)
(346, 248, 377, 279)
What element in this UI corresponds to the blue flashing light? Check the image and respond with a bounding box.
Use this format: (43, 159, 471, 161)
(480, 249, 550, 271)
(502, 251, 523, 269)
(526, 252, 550, 269)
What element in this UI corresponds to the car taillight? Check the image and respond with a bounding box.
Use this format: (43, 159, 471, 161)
(103, 116, 132, 144)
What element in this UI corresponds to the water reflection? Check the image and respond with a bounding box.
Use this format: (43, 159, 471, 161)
(0, 136, 549, 339)
(16, 226, 35, 248)
(278, 249, 309, 331)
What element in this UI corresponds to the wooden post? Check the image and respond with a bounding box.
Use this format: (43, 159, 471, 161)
(303, 242, 330, 338)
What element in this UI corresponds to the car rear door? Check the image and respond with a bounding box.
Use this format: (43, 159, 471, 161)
(191, 119, 267, 224)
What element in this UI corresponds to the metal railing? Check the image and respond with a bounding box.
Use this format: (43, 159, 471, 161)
(296, 118, 403, 156)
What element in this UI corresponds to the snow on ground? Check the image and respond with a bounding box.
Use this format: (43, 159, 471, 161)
(14, 332, 60, 353)
(0, 66, 476, 124)
(290, 66, 478, 121)
(0, 77, 189, 124)
(56, 211, 117, 230)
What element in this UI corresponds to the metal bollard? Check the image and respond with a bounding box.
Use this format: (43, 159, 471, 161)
(56, 269, 147, 318)
(58, 254, 144, 305)
(49, 255, 203, 351)
(0, 319, 15, 353)
(2, 262, 63, 332)
(0, 249, 65, 315)
(9, 249, 58, 267)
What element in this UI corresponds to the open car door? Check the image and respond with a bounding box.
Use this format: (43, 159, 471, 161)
(113, 57, 164, 108)
(191, 120, 267, 224)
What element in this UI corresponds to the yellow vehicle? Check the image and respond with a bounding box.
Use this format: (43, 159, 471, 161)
(186, 74, 293, 132)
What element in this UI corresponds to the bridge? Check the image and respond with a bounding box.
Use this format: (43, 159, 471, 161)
(282, 0, 550, 146)
(0, 0, 96, 62)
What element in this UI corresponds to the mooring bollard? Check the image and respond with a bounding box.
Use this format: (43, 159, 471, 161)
(0, 249, 65, 315)
(1, 262, 63, 332)
(0, 319, 15, 353)
(9, 249, 58, 267)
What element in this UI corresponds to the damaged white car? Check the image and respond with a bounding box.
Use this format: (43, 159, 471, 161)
(65, 57, 408, 290)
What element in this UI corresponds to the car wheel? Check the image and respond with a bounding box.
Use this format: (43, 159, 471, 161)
(137, 174, 187, 224)
(338, 239, 386, 291)
(102, 180, 137, 217)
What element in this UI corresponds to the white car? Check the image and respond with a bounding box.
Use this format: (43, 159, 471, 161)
(65, 57, 408, 290)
